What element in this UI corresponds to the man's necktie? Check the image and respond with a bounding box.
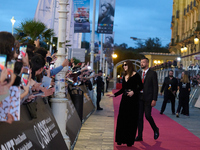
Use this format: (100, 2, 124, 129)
(142, 71, 145, 83)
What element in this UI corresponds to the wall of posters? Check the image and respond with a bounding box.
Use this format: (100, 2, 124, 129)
(74, 0, 90, 33)
(97, 0, 116, 34)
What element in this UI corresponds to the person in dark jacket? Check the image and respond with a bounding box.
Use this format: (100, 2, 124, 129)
(135, 58, 159, 142)
(160, 70, 178, 115)
(176, 74, 190, 117)
(96, 70, 104, 110)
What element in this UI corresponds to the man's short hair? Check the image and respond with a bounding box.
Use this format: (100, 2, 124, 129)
(169, 70, 173, 73)
(141, 57, 149, 63)
(98, 70, 103, 73)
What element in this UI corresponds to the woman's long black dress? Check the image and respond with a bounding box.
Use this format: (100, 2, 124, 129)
(114, 73, 143, 145)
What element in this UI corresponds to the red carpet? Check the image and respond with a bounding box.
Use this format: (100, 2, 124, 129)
(113, 90, 200, 150)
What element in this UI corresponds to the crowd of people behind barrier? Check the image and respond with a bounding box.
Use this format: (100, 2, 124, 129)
(0, 31, 99, 124)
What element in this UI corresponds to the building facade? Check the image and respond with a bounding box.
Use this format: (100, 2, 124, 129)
(142, 52, 180, 67)
(170, 0, 200, 69)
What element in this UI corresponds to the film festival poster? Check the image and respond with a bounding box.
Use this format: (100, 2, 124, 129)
(97, 0, 116, 34)
(74, 0, 90, 33)
(104, 33, 114, 58)
(90, 32, 100, 54)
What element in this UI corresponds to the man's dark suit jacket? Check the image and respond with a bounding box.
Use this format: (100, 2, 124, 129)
(96, 76, 103, 92)
(138, 69, 158, 102)
(160, 77, 178, 95)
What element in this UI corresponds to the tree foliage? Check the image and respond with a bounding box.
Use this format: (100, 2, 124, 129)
(14, 20, 54, 45)
(134, 37, 170, 53)
(113, 44, 144, 65)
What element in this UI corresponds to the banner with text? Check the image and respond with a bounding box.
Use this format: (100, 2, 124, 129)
(74, 0, 90, 33)
(104, 33, 114, 59)
(97, 0, 116, 34)
(0, 98, 68, 150)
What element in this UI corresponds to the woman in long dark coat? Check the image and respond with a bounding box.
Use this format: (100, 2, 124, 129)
(107, 60, 143, 147)
(176, 73, 190, 117)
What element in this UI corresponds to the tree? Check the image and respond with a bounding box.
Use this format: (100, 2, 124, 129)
(134, 37, 170, 53)
(113, 47, 144, 65)
(15, 20, 54, 45)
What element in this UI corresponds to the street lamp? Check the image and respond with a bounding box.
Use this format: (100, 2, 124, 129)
(183, 45, 187, 52)
(112, 53, 117, 59)
(10, 16, 16, 35)
(177, 57, 181, 61)
(181, 46, 184, 53)
(194, 36, 199, 45)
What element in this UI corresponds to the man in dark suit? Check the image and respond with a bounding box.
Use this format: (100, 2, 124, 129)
(96, 70, 104, 110)
(160, 70, 178, 115)
(135, 58, 159, 141)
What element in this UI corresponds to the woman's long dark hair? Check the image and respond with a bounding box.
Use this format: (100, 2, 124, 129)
(124, 60, 135, 79)
(0, 32, 15, 62)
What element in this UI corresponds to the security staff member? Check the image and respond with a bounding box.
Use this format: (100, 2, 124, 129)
(96, 70, 104, 110)
(160, 70, 178, 115)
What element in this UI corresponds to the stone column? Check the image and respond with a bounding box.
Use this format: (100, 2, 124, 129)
(50, 0, 71, 149)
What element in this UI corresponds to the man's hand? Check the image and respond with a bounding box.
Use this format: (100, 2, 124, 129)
(173, 91, 176, 95)
(62, 59, 69, 67)
(151, 100, 156, 107)
(41, 87, 54, 97)
(34, 39, 40, 48)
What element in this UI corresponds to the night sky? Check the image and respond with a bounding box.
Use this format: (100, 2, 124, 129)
(0, 0, 173, 48)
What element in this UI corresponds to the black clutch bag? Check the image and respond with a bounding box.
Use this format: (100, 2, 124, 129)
(124, 89, 131, 96)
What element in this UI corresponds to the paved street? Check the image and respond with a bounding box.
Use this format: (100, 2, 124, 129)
(74, 91, 114, 150)
(74, 88, 200, 150)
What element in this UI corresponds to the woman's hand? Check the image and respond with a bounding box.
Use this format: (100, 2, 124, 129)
(127, 91, 134, 97)
(46, 68, 51, 77)
(6, 113, 14, 124)
(22, 53, 29, 67)
(32, 82, 42, 91)
(0, 67, 7, 83)
(106, 94, 115, 97)
(26, 95, 36, 102)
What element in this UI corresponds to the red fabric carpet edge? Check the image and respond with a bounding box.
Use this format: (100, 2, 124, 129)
(112, 90, 200, 150)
